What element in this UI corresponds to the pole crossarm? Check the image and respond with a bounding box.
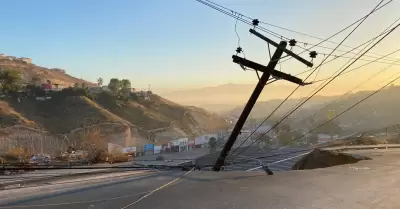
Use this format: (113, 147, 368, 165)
(250, 29, 314, 67)
(232, 55, 308, 86)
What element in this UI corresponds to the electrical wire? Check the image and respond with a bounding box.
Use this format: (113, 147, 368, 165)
(229, 0, 385, 158)
(266, 16, 400, 85)
(283, 15, 400, 124)
(313, 48, 400, 83)
(299, 42, 397, 62)
(196, 0, 286, 40)
(297, 57, 400, 130)
(231, 20, 400, 159)
(276, 0, 393, 64)
(274, 71, 400, 149)
(197, 0, 394, 61)
(234, 56, 400, 155)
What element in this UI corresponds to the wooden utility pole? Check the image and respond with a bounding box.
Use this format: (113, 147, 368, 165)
(213, 29, 313, 171)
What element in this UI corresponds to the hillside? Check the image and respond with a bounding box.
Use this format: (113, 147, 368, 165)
(299, 85, 400, 133)
(0, 58, 95, 88)
(94, 92, 229, 136)
(0, 91, 229, 153)
(222, 84, 400, 135)
(0, 56, 230, 155)
(226, 95, 337, 119)
(240, 84, 400, 134)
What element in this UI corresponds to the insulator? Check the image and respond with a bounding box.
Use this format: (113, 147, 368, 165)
(289, 39, 297, 47)
(252, 19, 259, 26)
(309, 51, 318, 58)
(236, 47, 243, 54)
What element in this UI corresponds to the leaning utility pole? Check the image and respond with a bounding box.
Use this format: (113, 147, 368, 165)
(213, 28, 314, 171)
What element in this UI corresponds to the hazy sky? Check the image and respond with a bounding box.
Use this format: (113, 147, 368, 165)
(1, 0, 400, 94)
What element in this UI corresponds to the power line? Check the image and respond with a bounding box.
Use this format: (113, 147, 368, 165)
(229, 69, 400, 166)
(196, 0, 394, 63)
(288, 15, 400, 119)
(260, 22, 400, 149)
(313, 48, 400, 83)
(245, 56, 400, 153)
(196, 0, 286, 40)
(231, 20, 400, 159)
(229, 0, 385, 157)
(305, 57, 400, 125)
(266, 18, 400, 85)
(275, 0, 394, 64)
(275, 71, 400, 149)
(298, 43, 397, 62)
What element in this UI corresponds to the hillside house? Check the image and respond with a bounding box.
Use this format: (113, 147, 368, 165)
(19, 57, 32, 64)
(135, 90, 152, 100)
(51, 68, 66, 74)
(41, 83, 53, 92)
(89, 86, 102, 94)
(37, 82, 63, 92)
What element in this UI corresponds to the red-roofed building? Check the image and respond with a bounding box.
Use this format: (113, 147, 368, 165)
(41, 83, 52, 91)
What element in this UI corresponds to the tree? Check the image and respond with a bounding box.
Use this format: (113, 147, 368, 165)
(120, 79, 131, 89)
(0, 69, 22, 93)
(120, 79, 132, 99)
(73, 83, 79, 89)
(97, 77, 103, 87)
(108, 78, 121, 94)
(81, 83, 87, 89)
(208, 137, 217, 153)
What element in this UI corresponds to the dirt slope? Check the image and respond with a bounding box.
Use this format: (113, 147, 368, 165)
(5, 96, 126, 133)
(95, 92, 229, 137)
(0, 58, 95, 87)
(0, 92, 229, 140)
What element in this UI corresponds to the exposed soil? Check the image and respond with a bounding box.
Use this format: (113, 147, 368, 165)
(292, 149, 371, 170)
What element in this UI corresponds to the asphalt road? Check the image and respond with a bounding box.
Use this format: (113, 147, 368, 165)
(0, 170, 186, 209)
(196, 146, 311, 172)
(1, 149, 398, 209)
(225, 146, 311, 172)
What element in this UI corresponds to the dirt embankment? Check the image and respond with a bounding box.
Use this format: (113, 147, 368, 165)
(292, 149, 371, 170)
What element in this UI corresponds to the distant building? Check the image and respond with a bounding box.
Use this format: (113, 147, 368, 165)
(41, 83, 53, 92)
(19, 57, 32, 63)
(135, 90, 152, 100)
(88, 87, 102, 94)
(317, 134, 339, 143)
(51, 68, 66, 73)
(0, 54, 6, 57)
